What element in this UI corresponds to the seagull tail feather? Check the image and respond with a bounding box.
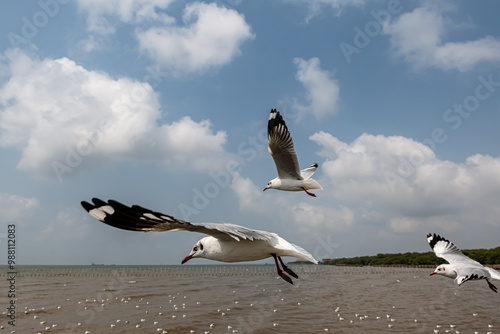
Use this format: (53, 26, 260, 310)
(303, 178, 323, 190)
(290, 243, 318, 264)
(486, 267, 500, 281)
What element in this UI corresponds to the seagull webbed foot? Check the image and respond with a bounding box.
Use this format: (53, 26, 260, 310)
(302, 188, 316, 197)
(277, 269, 293, 284)
(272, 253, 295, 284)
(487, 279, 497, 293)
(283, 266, 298, 279)
(277, 255, 298, 279)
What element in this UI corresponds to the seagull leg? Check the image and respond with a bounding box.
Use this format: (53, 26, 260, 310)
(277, 256, 298, 279)
(272, 254, 293, 284)
(487, 279, 497, 293)
(301, 188, 316, 197)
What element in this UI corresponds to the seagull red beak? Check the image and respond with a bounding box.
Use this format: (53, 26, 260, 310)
(429, 272, 437, 276)
(263, 187, 268, 191)
(181, 254, 193, 264)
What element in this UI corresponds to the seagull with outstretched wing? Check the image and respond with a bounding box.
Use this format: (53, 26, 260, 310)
(427, 233, 500, 292)
(81, 198, 318, 284)
(264, 109, 323, 197)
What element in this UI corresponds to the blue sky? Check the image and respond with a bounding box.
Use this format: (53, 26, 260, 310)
(1, 0, 500, 265)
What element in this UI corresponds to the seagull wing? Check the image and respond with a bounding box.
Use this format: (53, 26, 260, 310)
(268, 109, 302, 180)
(427, 233, 481, 266)
(82, 198, 276, 242)
(300, 163, 318, 180)
(455, 267, 491, 286)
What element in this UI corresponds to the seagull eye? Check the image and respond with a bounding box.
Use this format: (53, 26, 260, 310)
(193, 246, 198, 252)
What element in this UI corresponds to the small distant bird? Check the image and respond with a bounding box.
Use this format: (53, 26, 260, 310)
(264, 109, 322, 197)
(427, 233, 500, 292)
(81, 198, 317, 284)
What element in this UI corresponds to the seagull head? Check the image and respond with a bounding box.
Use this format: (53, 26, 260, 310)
(263, 181, 271, 191)
(181, 237, 216, 264)
(430, 264, 456, 278)
(181, 238, 208, 264)
(263, 178, 278, 191)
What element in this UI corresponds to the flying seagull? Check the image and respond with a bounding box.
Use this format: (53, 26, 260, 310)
(264, 109, 323, 197)
(427, 233, 500, 292)
(81, 198, 318, 284)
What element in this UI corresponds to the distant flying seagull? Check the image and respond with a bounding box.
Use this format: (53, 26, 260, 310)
(81, 198, 318, 284)
(427, 233, 500, 292)
(264, 109, 323, 197)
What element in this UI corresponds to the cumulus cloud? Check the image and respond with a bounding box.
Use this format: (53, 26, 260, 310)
(230, 172, 265, 211)
(0, 49, 233, 181)
(230, 171, 353, 242)
(291, 202, 354, 234)
(135, 2, 255, 75)
(292, 57, 340, 120)
(310, 131, 500, 232)
(0, 193, 40, 222)
(37, 206, 94, 241)
(226, 131, 500, 257)
(286, 0, 365, 23)
(76, 0, 175, 34)
(230, 130, 500, 241)
(75, 1, 254, 74)
(383, 4, 500, 71)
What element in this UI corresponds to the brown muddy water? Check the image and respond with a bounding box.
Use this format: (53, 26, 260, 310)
(1, 265, 498, 333)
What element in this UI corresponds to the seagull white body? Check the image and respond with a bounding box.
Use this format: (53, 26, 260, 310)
(189, 236, 312, 264)
(264, 109, 322, 197)
(81, 198, 317, 284)
(427, 233, 500, 292)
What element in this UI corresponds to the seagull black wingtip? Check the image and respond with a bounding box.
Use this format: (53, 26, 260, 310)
(427, 233, 452, 251)
(267, 108, 289, 140)
(81, 201, 94, 212)
(91, 198, 108, 207)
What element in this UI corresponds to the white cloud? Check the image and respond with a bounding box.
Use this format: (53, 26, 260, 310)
(135, 2, 255, 75)
(155, 116, 229, 171)
(229, 171, 353, 243)
(310, 131, 500, 233)
(384, 4, 500, 71)
(389, 216, 421, 233)
(286, 0, 365, 23)
(75, 1, 254, 75)
(38, 206, 93, 241)
(0, 193, 40, 222)
(291, 202, 354, 234)
(230, 172, 265, 211)
(0, 49, 233, 180)
(292, 57, 340, 120)
(76, 0, 175, 34)
(230, 130, 500, 241)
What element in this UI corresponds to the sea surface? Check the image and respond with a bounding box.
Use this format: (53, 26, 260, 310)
(1, 265, 499, 333)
